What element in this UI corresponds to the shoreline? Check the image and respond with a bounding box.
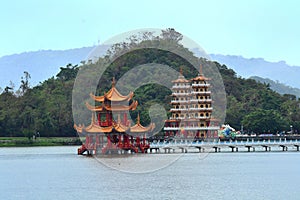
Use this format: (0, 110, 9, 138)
(0, 137, 82, 147)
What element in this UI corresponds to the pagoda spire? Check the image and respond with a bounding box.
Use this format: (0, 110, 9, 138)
(137, 113, 141, 125)
(112, 77, 116, 87)
(180, 66, 183, 76)
(199, 64, 203, 76)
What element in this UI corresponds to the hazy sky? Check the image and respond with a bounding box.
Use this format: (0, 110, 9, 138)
(1, 0, 299, 65)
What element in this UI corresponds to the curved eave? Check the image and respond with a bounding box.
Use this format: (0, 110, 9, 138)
(130, 123, 155, 133)
(85, 102, 103, 111)
(105, 86, 134, 102)
(191, 76, 211, 81)
(113, 122, 129, 132)
(172, 79, 190, 83)
(84, 123, 113, 133)
(74, 124, 84, 133)
(90, 93, 105, 102)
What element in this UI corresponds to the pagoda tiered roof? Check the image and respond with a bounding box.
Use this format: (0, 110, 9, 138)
(74, 113, 155, 134)
(172, 67, 190, 83)
(130, 114, 155, 133)
(191, 65, 211, 81)
(85, 100, 138, 112)
(90, 78, 134, 102)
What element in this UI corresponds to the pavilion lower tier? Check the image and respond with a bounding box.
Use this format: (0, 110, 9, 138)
(78, 133, 150, 155)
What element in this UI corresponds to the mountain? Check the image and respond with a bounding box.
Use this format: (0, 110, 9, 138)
(209, 54, 300, 88)
(0, 47, 94, 89)
(1, 46, 300, 94)
(250, 76, 300, 98)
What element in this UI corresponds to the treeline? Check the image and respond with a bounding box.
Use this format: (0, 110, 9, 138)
(218, 63, 300, 133)
(0, 29, 299, 137)
(0, 64, 78, 137)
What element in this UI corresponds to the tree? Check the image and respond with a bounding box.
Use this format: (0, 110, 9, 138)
(56, 64, 79, 81)
(19, 71, 31, 96)
(242, 109, 289, 133)
(160, 28, 183, 42)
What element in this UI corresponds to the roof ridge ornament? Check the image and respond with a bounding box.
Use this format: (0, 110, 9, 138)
(112, 77, 116, 87)
(180, 66, 183, 76)
(199, 64, 203, 76)
(137, 113, 141, 125)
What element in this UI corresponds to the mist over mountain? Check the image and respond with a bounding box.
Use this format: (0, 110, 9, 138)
(0, 46, 299, 96)
(0, 47, 94, 89)
(209, 54, 300, 88)
(250, 76, 300, 98)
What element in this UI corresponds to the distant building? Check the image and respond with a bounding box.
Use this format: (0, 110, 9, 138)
(164, 66, 220, 139)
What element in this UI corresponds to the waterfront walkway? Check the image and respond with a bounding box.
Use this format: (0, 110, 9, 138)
(149, 138, 300, 153)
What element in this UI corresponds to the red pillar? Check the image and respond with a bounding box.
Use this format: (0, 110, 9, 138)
(123, 113, 127, 125)
(136, 137, 140, 146)
(85, 135, 88, 147)
(118, 134, 122, 148)
(96, 134, 99, 146)
(143, 134, 146, 145)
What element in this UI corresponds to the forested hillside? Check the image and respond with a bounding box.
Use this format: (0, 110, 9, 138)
(1, 29, 299, 137)
(250, 76, 300, 98)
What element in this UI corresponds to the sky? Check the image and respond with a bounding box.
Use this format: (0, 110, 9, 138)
(0, 0, 300, 65)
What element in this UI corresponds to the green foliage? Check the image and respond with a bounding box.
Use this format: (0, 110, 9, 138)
(0, 28, 299, 136)
(0, 65, 78, 137)
(251, 76, 300, 98)
(219, 62, 300, 133)
(242, 109, 289, 133)
(23, 129, 34, 141)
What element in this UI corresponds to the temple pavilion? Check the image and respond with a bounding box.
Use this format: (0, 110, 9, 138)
(164, 66, 220, 139)
(74, 78, 155, 155)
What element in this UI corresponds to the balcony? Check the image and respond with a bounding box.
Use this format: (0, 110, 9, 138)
(189, 107, 213, 111)
(188, 116, 211, 119)
(190, 99, 212, 103)
(172, 93, 191, 96)
(170, 108, 188, 112)
(164, 127, 180, 130)
(172, 85, 191, 89)
(192, 83, 210, 87)
(171, 100, 189, 104)
(191, 91, 211, 95)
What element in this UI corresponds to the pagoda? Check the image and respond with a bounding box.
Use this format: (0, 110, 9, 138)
(164, 66, 219, 139)
(74, 78, 155, 155)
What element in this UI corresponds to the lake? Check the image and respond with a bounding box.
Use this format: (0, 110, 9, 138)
(0, 146, 299, 200)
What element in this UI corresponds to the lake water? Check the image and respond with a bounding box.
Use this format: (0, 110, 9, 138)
(0, 146, 299, 200)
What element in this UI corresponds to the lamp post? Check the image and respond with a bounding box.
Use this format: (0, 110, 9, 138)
(290, 125, 293, 135)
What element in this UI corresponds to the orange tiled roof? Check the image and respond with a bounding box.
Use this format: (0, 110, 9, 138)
(130, 114, 155, 133)
(85, 101, 138, 111)
(74, 113, 155, 134)
(191, 76, 211, 81)
(90, 78, 134, 102)
(191, 64, 211, 81)
(171, 78, 190, 83)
